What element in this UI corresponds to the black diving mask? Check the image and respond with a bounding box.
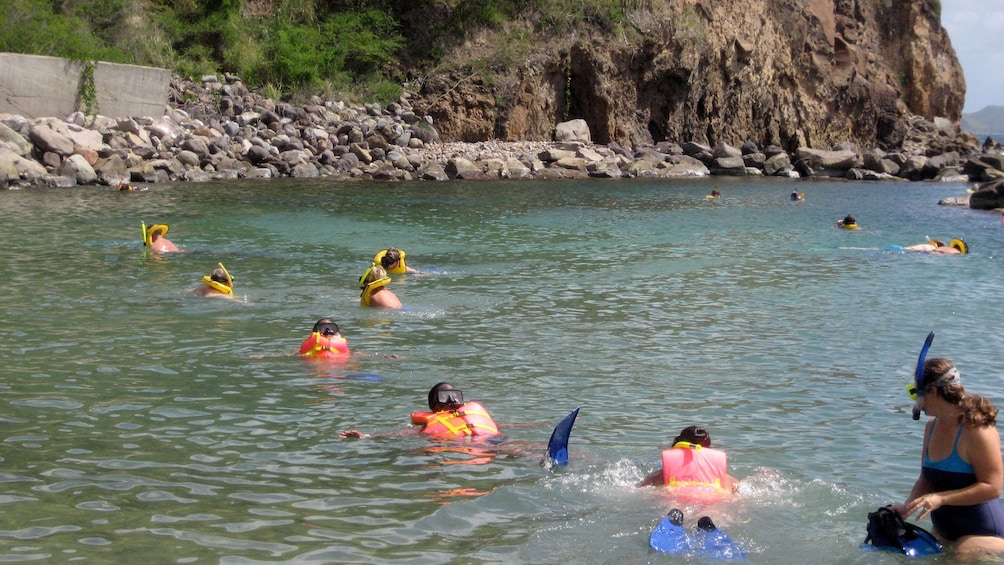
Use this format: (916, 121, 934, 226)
(436, 389, 464, 409)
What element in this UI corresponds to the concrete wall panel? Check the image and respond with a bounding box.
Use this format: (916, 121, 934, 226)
(0, 54, 170, 119)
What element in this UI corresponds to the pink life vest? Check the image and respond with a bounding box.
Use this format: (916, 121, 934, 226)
(661, 443, 732, 503)
(410, 401, 500, 439)
(298, 333, 350, 359)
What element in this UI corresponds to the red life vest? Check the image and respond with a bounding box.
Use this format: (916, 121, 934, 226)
(298, 333, 350, 359)
(661, 443, 731, 502)
(410, 401, 499, 439)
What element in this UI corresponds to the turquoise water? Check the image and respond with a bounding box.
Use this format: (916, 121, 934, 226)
(1, 177, 1003, 563)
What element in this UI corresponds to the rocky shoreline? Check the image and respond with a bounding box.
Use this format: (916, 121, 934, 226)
(3, 74, 1004, 199)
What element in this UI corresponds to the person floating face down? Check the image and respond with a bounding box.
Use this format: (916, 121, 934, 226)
(904, 238, 968, 255)
(192, 263, 235, 298)
(359, 264, 402, 309)
(142, 222, 180, 253)
(298, 318, 350, 359)
(638, 426, 740, 499)
(374, 247, 417, 275)
(409, 382, 500, 440)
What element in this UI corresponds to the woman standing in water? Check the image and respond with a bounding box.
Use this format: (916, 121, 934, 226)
(894, 356, 1004, 554)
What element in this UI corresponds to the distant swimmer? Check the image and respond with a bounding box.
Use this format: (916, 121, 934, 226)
(902, 238, 968, 255)
(142, 222, 181, 253)
(707, 188, 721, 199)
(373, 247, 418, 274)
(339, 382, 579, 468)
(192, 263, 235, 298)
(117, 180, 147, 191)
(790, 190, 804, 201)
(836, 215, 859, 229)
(340, 382, 499, 440)
(359, 264, 402, 309)
(299, 318, 350, 359)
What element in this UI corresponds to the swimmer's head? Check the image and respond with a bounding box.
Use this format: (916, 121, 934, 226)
(210, 268, 229, 284)
(367, 265, 388, 284)
(428, 382, 464, 411)
(312, 318, 340, 337)
(673, 426, 711, 447)
(148, 224, 168, 239)
(380, 248, 403, 269)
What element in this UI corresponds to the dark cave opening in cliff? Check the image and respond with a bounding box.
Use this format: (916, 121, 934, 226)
(565, 70, 611, 145)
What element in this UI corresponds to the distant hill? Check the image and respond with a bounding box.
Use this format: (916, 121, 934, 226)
(962, 106, 1004, 141)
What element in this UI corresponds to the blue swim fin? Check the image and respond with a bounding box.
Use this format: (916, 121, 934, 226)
(649, 508, 695, 553)
(694, 516, 747, 560)
(545, 407, 579, 467)
(900, 522, 943, 558)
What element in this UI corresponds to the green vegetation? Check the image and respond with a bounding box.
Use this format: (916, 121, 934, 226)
(0, 0, 654, 103)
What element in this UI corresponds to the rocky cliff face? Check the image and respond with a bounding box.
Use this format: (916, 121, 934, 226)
(412, 0, 966, 153)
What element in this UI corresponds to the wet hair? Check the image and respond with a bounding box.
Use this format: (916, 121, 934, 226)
(210, 268, 229, 284)
(428, 382, 458, 411)
(367, 265, 388, 284)
(380, 248, 402, 269)
(844, 215, 856, 224)
(312, 318, 340, 336)
(673, 426, 711, 447)
(925, 357, 998, 427)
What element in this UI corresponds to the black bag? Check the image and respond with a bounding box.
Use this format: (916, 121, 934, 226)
(864, 506, 942, 557)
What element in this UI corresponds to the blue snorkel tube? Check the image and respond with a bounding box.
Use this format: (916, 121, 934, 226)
(912, 332, 935, 420)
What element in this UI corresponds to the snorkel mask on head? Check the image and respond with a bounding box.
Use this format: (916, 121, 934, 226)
(906, 332, 961, 420)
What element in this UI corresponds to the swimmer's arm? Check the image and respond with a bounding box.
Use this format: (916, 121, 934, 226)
(350, 352, 405, 359)
(638, 469, 664, 487)
(340, 427, 419, 440)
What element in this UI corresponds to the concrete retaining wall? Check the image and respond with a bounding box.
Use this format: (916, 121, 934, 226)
(0, 53, 170, 119)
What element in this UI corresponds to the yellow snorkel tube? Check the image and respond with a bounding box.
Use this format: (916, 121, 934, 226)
(202, 262, 234, 295)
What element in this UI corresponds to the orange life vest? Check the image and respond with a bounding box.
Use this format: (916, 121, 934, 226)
(661, 443, 732, 502)
(410, 401, 499, 439)
(298, 332, 350, 359)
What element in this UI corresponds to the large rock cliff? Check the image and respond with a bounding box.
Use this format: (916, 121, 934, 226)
(412, 0, 966, 153)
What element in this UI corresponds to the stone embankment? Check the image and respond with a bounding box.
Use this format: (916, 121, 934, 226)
(2, 75, 1004, 192)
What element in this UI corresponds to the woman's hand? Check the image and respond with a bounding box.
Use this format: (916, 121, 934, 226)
(906, 493, 945, 520)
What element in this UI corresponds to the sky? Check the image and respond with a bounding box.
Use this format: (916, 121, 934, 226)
(940, 0, 1004, 114)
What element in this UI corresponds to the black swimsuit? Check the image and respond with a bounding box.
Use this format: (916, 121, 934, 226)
(922, 418, 1004, 541)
